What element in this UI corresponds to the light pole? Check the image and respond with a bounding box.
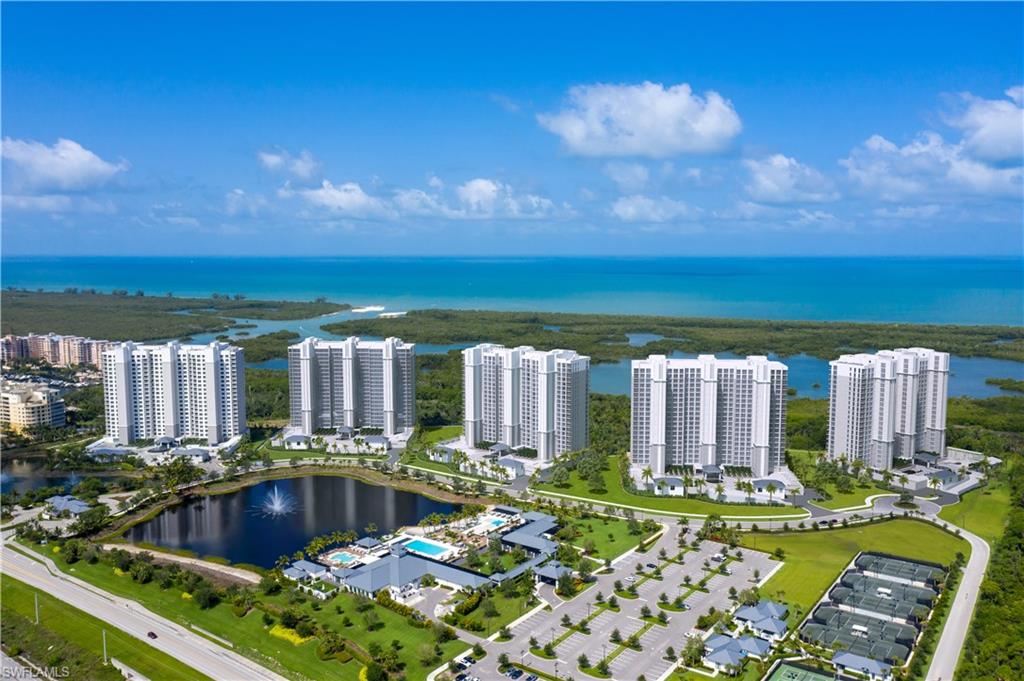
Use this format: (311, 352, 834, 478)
(34, 592, 39, 625)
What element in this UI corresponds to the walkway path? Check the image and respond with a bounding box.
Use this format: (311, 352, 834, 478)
(925, 523, 989, 681)
(102, 543, 262, 584)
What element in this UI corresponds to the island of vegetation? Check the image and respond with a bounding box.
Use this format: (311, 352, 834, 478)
(324, 308, 1024, 362)
(1, 289, 350, 341)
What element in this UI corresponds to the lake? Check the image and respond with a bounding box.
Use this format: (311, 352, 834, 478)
(124, 475, 460, 567)
(0, 457, 126, 494)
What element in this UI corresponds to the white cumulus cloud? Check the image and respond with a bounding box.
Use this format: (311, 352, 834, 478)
(2, 137, 128, 191)
(946, 88, 1023, 164)
(841, 131, 1022, 200)
(258, 149, 319, 179)
(537, 81, 742, 158)
(610, 195, 696, 223)
(283, 180, 394, 219)
(743, 154, 838, 203)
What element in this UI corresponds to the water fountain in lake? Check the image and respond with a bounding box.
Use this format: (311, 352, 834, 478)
(258, 485, 298, 517)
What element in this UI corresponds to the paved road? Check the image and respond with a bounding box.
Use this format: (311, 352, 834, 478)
(1, 543, 284, 681)
(925, 524, 989, 681)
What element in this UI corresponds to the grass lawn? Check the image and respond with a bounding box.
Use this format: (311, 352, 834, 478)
(569, 515, 656, 561)
(938, 479, 1012, 546)
(24, 542, 463, 680)
(534, 455, 807, 518)
(416, 425, 463, 446)
(449, 590, 533, 636)
(263, 589, 467, 674)
(788, 449, 893, 510)
(1, 574, 207, 681)
(739, 519, 970, 621)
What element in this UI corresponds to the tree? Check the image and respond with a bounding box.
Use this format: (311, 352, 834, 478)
(557, 570, 575, 596)
(578, 653, 590, 668)
(683, 636, 704, 665)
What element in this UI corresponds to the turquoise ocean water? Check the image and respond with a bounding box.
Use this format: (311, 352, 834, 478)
(2, 256, 1021, 397)
(3, 256, 1022, 324)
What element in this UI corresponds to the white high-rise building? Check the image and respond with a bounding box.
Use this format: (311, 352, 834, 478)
(102, 341, 246, 445)
(630, 355, 788, 478)
(288, 337, 416, 437)
(463, 344, 589, 462)
(828, 347, 948, 469)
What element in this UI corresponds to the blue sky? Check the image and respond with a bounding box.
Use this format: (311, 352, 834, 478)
(2, 2, 1022, 256)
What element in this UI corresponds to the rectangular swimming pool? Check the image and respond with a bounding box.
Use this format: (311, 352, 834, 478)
(404, 538, 449, 557)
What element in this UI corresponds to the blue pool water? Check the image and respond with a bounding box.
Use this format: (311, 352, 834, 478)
(404, 538, 448, 556)
(328, 551, 357, 564)
(489, 518, 506, 527)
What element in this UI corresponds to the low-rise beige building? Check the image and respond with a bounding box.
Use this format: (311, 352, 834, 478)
(0, 381, 67, 433)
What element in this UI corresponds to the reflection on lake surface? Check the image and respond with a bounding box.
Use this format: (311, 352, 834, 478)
(125, 475, 459, 567)
(0, 457, 114, 494)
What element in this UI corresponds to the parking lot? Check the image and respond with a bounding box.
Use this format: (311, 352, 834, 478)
(470, 526, 777, 681)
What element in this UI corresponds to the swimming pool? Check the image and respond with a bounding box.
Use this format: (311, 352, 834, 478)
(404, 538, 449, 557)
(489, 517, 506, 527)
(328, 550, 358, 564)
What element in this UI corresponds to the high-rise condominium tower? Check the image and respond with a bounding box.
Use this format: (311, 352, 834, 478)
(288, 337, 416, 437)
(102, 341, 246, 445)
(463, 344, 589, 462)
(828, 347, 948, 469)
(630, 355, 788, 478)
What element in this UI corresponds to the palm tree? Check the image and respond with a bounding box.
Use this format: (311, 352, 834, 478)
(881, 469, 894, 487)
(766, 483, 777, 504)
(715, 483, 725, 500)
(641, 467, 654, 488)
(929, 476, 941, 494)
(899, 474, 909, 489)
(682, 473, 692, 498)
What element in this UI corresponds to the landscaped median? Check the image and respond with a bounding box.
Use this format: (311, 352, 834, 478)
(532, 455, 809, 519)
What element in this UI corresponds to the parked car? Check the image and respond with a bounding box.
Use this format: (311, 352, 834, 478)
(147, 631, 158, 639)
(711, 553, 726, 562)
(646, 562, 657, 569)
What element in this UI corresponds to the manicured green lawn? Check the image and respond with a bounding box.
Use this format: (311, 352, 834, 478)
(446, 590, 533, 636)
(24, 542, 464, 680)
(938, 479, 1012, 545)
(739, 519, 970, 621)
(416, 425, 463, 446)
(534, 455, 807, 518)
(788, 449, 894, 510)
(1, 574, 208, 681)
(264, 589, 468, 673)
(569, 515, 656, 561)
